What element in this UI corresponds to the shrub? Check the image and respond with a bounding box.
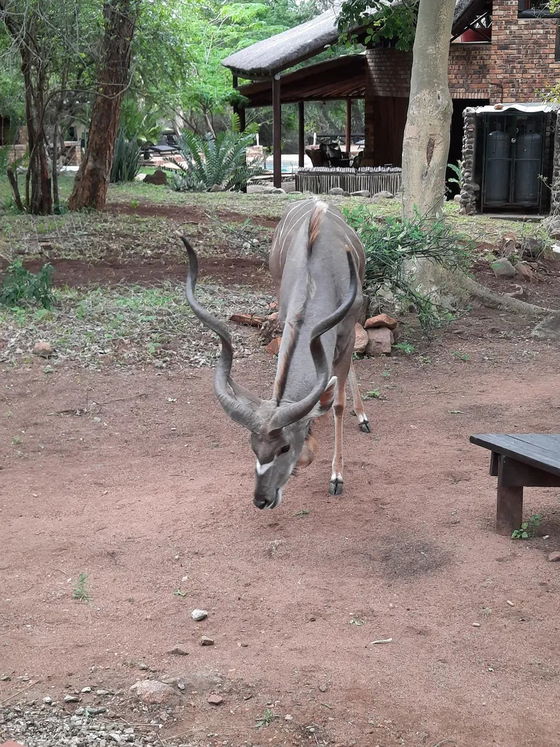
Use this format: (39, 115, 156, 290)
(343, 205, 471, 329)
(110, 131, 141, 183)
(0, 259, 54, 309)
(171, 128, 262, 192)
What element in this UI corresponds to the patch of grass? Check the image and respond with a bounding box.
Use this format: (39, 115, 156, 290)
(363, 389, 381, 400)
(393, 341, 415, 355)
(72, 572, 91, 601)
(294, 509, 310, 517)
(512, 514, 543, 540)
(255, 708, 279, 728)
(173, 589, 187, 598)
(452, 351, 471, 362)
(0, 281, 269, 368)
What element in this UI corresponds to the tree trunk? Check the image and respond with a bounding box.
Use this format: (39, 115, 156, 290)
(22, 60, 52, 215)
(68, 0, 140, 211)
(1, 3, 53, 214)
(401, 0, 455, 219)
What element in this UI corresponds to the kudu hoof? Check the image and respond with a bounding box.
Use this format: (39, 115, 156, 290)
(329, 478, 344, 496)
(359, 420, 371, 433)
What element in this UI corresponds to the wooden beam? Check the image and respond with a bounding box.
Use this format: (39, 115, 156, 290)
(298, 101, 305, 168)
(272, 74, 282, 188)
(232, 75, 246, 132)
(345, 99, 352, 157)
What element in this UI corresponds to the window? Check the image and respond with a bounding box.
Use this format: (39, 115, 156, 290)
(519, 1, 560, 18)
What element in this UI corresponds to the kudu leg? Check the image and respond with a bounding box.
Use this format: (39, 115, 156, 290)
(348, 361, 370, 433)
(329, 378, 347, 496)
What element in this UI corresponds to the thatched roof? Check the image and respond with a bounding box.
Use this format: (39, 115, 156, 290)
(222, 7, 342, 80)
(223, 0, 489, 79)
(239, 55, 367, 107)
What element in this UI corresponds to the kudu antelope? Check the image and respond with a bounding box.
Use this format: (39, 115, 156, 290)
(182, 199, 370, 509)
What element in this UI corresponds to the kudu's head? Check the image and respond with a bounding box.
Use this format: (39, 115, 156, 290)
(181, 235, 357, 509)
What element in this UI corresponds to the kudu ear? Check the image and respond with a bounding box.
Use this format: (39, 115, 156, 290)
(309, 375, 337, 419)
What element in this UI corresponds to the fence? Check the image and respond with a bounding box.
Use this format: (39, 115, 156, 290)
(295, 166, 402, 195)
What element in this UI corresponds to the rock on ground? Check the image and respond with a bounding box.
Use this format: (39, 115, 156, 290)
(365, 327, 393, 356)
(143, 169, 168, 186)
(532, 313, 560, 341)
(353, 323, 368, 354)
(130, 679, 179, 704)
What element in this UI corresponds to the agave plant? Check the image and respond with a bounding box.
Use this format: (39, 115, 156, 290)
(110, 130, 141, 183)
(172, 128, 262, 192)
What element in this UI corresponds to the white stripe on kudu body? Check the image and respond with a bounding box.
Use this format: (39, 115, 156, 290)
(183, 199, 371, 509)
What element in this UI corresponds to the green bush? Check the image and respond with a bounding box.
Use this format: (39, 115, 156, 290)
(171, 128, 262, 192)
(343, 205, 471, 329)
(0, 260, 55, 309)
(110, 131, 141, 183)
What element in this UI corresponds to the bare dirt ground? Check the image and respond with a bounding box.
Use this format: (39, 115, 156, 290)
(1, 205, 560, 747)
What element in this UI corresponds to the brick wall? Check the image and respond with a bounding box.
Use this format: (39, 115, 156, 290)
(365, 49, 412, 97)
(449, 0, 560, 102)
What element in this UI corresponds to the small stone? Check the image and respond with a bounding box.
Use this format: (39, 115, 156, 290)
(42, 696, 53, 704)
(472, 622, 481, 627)
(130, 680, 179, 705)
(64, 694, 80, 703)
(505, 284, 528, 300)
(365, 327, 393, 356)
(515, 261, 535, 281)
(81, 686, 92, 693)
(200, 636, 214, 646)
(207, 693, 223, 705)
(96, 689, 111, 695)
(168, 646, 189, 656)
(350, 190, 370, 198)
(318, 684, 329, 693)
(284, 714, 294, 721)
(548, 551, 560, 562)
(265, 336, 282, 356)
(490, 258, 516, 278)
(32, 341, 54, 358)
(328, 187, 346, 196)
(506, 600, 514, 607)
(364, 313, 398, 330)
(353, 323, 368, 354)
(191, 609, 208, 621)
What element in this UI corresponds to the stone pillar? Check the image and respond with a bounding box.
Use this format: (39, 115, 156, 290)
(549, 112, 560, 215)
(459, 108, 478, 215)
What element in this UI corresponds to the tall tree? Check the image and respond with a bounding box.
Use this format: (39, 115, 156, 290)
(0, 0, 52, 213)
(68, 0, 141, 211)
(401, 0, 455, 218)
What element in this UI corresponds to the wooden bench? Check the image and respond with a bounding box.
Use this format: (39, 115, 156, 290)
(470, 434, 560, 534)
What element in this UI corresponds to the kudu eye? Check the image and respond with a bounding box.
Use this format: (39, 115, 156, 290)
(278, 444, 290, 455)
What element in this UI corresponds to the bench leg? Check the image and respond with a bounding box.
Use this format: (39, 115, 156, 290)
(496, 484, 523, 535)
(496, 456, 523, 536)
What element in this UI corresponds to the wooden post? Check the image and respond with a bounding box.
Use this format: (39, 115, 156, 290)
(345, 99, 352, 157)
(232, 75, 246, 132)
(298, 101, 305, 168)
(496, 456, 523, 536)
(272, 74, 282, 188)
